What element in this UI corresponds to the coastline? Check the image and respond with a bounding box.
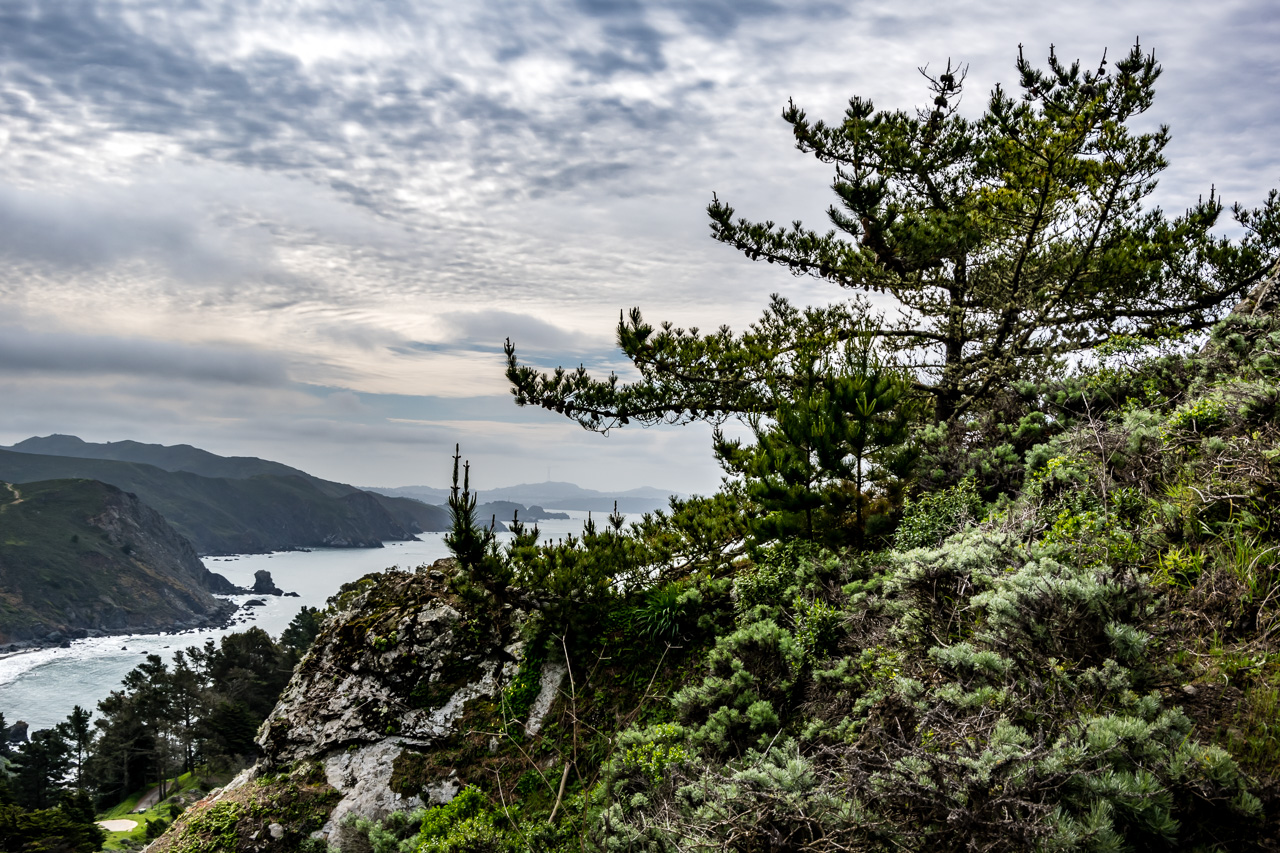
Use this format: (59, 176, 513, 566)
(0, 598, 243, 657)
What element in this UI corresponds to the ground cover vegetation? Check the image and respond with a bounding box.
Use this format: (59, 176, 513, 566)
(0, 608, 321, 850)
(318, 42, 1280, 853)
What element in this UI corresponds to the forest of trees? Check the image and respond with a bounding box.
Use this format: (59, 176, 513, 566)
(0, 608, 321, 851)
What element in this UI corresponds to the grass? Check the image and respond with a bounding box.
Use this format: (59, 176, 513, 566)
(97, 771, 230, 851)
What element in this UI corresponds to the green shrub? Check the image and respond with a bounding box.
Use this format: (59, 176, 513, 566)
(615, 723, 690, 785)
(630, 581, 697, 643)
(895, 476, 984, 550)
(792, 597, 841, 664)
(1162, 396, 1230, 437)
(674, 619, 801, 755)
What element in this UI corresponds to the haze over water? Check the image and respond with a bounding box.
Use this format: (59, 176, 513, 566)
(0, 513, 595, 731)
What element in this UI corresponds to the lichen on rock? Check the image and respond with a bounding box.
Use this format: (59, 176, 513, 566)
(253, 558, 536, 843)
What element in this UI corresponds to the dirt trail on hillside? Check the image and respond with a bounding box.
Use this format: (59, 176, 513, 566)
(0, 482, 21, 513)
(134, 783, 164, 811)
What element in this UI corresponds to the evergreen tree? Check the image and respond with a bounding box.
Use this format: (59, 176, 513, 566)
(443, 444, 511, 594)
(715, 337, 916, 546)
(280, 606, 325, 664)
(55, 707, 92, 791)
(58, 789, 95, 826)
(0, 802, 104, 853)
(87, 689, 152, 806)
(506, 43, 1279, 426)
(10, 728, 71, 810)
(166, 655, 204, 776)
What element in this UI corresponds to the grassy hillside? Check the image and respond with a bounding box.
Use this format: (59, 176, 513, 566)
(0, 479, 235, 643)
(4, 438, 448, 530)
(6, 435, 323, 485)
(0, 450, 444, 555)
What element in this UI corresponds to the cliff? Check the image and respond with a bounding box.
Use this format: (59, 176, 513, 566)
(0, 479, 237, 645)
(147, 313, 1280, 851)
(148, 560, 563, 850)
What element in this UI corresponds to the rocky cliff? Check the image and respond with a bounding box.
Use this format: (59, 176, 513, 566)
(149, 559, 568, 850)
(0, 479, 238, 645)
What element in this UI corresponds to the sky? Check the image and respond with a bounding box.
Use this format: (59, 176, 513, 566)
(0, 0, 1277, 495)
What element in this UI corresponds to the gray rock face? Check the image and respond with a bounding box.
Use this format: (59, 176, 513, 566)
(257, 559, 534, 840)
(525, 659, 567, 738)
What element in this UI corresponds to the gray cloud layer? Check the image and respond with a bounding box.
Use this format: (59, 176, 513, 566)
(0, 0, 1276, 490)
(0, 326, 289, 386)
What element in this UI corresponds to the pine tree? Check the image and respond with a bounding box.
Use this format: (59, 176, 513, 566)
(506, 43, 1279, 427)
(10, 728, 71, 810)
(444, 443, 492, 572)
(715, 337, 915, 546)
(443, 445, 512, 594)
(56, 707, 92, 791)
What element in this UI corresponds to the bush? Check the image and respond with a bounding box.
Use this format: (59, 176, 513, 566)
(895, 477, 984, 550)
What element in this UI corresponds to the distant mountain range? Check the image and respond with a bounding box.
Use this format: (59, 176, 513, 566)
(0, 435, 449, 555)
(366, 482, 682, 515)
(0, 435, 680, 557)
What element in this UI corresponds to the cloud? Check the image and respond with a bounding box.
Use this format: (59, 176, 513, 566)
(431, 310, 611, 352)
(0, 326, 289, 386)
(0, 0, 1276, 497)
(0, 182, 273, 280)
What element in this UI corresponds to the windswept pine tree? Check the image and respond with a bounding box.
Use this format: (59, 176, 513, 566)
(507, 42, 1279, 426)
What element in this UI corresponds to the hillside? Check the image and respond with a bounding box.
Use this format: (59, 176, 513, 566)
(153, 309, 1280, 852)
(5, 435, 320, 484)
(0, 446, 448, 555)
(5, 434, 450, 539)
(0, 479, 237, 645)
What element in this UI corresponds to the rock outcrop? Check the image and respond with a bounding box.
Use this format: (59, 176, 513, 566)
(248, 560, 557, 847)
(251, 570, 285, 596)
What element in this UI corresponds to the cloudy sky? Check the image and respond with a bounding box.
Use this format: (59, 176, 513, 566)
(0, 0, 1276, 495)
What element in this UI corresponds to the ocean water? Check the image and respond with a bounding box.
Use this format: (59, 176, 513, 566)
(0, 513, 596, 732)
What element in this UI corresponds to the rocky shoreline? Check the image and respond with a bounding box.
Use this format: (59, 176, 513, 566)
(0, 568, 297, 655)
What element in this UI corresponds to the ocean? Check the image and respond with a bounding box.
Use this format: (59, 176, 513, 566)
(0, 512, 596, 732)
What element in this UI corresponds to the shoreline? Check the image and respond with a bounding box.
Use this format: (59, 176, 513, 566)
(0, 600, 245, 658)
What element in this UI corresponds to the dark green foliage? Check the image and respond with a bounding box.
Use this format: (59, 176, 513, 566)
(55, 707, 91, 791)
(894, 475, 984, 549)
(673, 618, 800, 756)
(57, 790, 94, 827)
(715, 338, 917, 547)
(511, 505, 642, 640)
(629, 581, 692, 643)
(444, 445, 512, 600)
(10, 728, 71, 810)
(85, 627, 297, 808)
(280, 606, 325, 663)
(0, 802, 105, 853)
(912, 397, 1054, 498)
(507, 45, 1279, 432)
